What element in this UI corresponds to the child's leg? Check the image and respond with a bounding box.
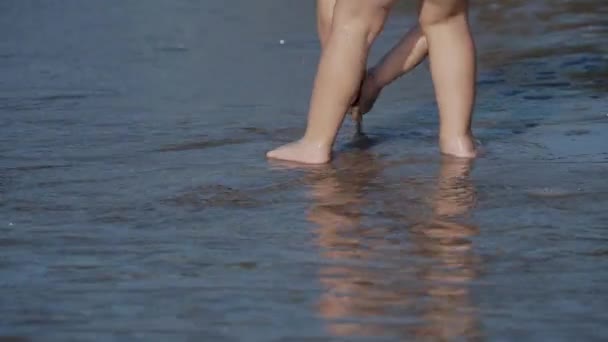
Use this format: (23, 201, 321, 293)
(318, 0, 365, 133)
(317, 0, 336, 49)
(419, 0, 477, 158)
(267, 0, 396, 164)
(353, 25, 428, 117)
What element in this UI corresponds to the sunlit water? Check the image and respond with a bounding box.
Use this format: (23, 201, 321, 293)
(1, 0, 607, 341)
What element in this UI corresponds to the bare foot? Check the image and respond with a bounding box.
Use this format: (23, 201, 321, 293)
(266, 140, 331, 164)
(440, 134, 478, 159)
(350, 70, 382, 122)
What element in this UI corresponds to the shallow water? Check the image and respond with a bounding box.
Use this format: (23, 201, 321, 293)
(1, 0, 607, 341)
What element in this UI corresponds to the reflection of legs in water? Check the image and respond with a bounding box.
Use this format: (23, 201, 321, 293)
(410, 156, 481, 340)
(416, 157, 478, 248)
(433, 156, 477, 217)
(306, 152, 393, 338)
(266, 0, 397, 164)
(307, 154, 481, 340)
(307, 152, 382, 247)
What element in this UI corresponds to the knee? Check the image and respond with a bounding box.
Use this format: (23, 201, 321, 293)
(331, 2, 390, 44)
(418, 0, 467, 30)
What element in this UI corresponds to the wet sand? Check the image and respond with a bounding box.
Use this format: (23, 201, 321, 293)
(1, 0, 607, 341)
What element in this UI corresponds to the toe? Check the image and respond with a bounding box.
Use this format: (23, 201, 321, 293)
(266, 149, 278, 159)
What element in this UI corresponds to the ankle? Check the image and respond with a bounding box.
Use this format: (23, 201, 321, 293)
(440, 129, 473, 140)
(299, 136, 333, 152)
(440, 132, 474, 146)
(439, 132, 477, 158)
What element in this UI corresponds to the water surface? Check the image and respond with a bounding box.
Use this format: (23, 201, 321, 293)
(1, 0, 607, 341)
